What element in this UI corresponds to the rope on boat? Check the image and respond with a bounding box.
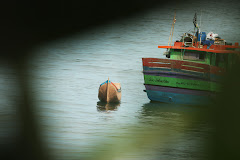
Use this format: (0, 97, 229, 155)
(111, 82, 121, 92)
(100, 80, 111, 86)
(100, 80, 121, 92)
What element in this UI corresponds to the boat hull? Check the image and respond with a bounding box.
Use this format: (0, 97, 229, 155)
(145, 85, 213, 105)
(98, 81, 121, 103)
(142, 58, 223, 105)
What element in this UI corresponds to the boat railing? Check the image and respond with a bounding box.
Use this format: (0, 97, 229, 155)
(142, 58, 225, 79)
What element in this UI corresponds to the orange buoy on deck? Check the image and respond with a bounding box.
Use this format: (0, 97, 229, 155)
(98, 78, 121, 103)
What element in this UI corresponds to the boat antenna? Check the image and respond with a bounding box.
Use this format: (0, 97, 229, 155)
(168, 11, 176, 46)
(193, 12, 201, 47)
(193, 12, 198, 31)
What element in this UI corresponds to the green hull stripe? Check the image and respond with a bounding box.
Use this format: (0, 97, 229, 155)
(144, 75, 221, 92)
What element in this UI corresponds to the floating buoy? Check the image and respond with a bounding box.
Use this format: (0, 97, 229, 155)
(98, 78, 121, 103)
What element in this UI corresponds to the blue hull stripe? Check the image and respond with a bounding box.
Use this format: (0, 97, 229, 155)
(146, 90, 212, 106)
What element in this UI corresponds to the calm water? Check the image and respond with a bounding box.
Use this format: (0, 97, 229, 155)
(1, 1, 240, 159)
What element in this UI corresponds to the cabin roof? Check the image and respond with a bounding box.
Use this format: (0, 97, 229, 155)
(158, 45, 240, 54)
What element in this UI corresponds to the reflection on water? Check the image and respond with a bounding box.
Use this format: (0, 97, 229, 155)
(138, 101, 210, 160)
(141, 101, 206, 117)
(140, 101, 210, 132)
(96, 101, 120, 112)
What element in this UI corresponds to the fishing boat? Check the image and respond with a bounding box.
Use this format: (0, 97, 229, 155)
(98, 78, 121, 103)
(142, 12, 240, 105)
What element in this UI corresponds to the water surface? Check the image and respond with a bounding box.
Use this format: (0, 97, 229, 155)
(1, 1, 240, 159)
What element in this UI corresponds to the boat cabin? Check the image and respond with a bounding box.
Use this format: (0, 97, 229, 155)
(160, 31, 240, 70)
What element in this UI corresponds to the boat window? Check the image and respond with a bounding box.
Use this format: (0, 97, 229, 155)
(173, 49, 181, 52)
(210, 53, 216, 66)
(183, 51, 205, 61)
(216, 53, 228, 68)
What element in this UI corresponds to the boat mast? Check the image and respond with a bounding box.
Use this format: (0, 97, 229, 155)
(106, 77, 109, 102)
(168, 11, 176, 46)
(199, 10, 202, 47)
(200, 10, 202, 29)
